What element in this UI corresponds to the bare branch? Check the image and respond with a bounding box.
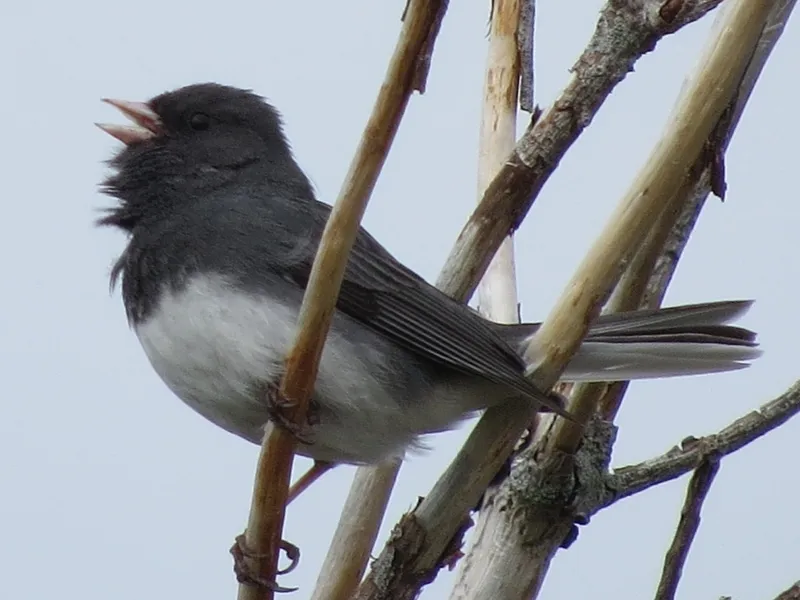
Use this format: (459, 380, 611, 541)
(310, 460, 401, 600)
(602, 0, 799, 421)
(722, 582, 800, 600)
(407, 0, 794, 597)
(437, 0, 730, 303)
(236, 2, 449, 599)
(451, 0, 527, 595)
(608, 381, 800, 503)
(773, 582, 800, 600)
(541, 0, 777, 453)
(307, 4, 452, 598)
(655, 458, 721, 600)
(356, 0, 778, 597)
(476, 0, 523, 325)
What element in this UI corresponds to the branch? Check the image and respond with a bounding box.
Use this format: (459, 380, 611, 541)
(306, 2, 451, 597)
(601, 0, 799, 421)
(437, 0, 729, 303)
(540, 0, 775, 451)
(772, 582, 800, 600)
(654, 457, 721, 600)
(451, 0, 527, 595)
(723, 582, 800, 600)
(411, 0, 793, 597)
(357, 0, 773, 597)
(598, 190, 708, 421)
(448, 149, 712, 600)
(310, 459, 401, 600)
(236, 2, 449, 599)
(608, 381, 800, 503)
(476, 0, 522, 326)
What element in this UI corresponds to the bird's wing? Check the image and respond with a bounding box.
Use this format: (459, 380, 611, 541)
(271, 199, 560, 412)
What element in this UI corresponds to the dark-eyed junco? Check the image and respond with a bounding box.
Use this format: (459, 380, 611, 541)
(97, 83, 761, 467)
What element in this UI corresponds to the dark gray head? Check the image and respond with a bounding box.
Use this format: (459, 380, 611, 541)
(98, 83, 310, 231)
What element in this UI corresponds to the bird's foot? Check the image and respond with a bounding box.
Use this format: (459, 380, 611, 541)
(262, 382, 316, 445)
(230, 534, 300, 593)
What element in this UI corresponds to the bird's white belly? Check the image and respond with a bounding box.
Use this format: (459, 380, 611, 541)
(133, 274, 426, 463)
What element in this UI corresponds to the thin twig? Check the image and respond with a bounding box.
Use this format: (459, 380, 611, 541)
(655, 458, 721, 600)
(450, 378, 800, 600)
(608, 381, 800, 503)
(237, 2, 449, 599)
(411, 1, 449, 93)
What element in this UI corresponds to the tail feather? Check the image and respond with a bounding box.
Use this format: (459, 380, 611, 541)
(561, 341, 761, 381)
(495, 300, 761, 382)
(586, 300, 754, 334)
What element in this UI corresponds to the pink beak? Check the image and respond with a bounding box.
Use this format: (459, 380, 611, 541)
(96, 99, 162, 145)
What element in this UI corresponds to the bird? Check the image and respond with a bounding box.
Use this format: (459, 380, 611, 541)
(97, 83, 761, 478)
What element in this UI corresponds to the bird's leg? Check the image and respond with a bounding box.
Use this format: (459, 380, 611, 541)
(230, 535, 300, 593)
(260, 381, 317, 445)
(288, 460, 335, 503)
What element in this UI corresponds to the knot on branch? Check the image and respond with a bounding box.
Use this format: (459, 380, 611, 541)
(487, 416, 618, 548)
(359, 508, 473, 599)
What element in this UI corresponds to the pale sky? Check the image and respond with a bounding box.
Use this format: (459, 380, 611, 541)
(2, 1, 798, 599)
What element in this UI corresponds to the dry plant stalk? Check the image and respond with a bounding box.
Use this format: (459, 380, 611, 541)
(451, 378, 800, 599)
(309, 3, 455, 597)
(437, 0, 732, 305)
(305, 1, 451, 595)
(529, 0, 777, 433)
(357, 0, 785, 598)
(594, 0, 798, 422)
(451, 0, 795, 597)
(475, 0, 523, 325)
(236, 2, 448, 599)
(310, 459, 401, 600)
(449, 2, 526, 595)
(326, 5, 533, 595)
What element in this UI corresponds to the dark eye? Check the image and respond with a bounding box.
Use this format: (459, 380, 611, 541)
(188, 112, 211, 131)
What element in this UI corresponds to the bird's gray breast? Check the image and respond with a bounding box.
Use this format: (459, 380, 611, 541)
(133, 273, 461, 463)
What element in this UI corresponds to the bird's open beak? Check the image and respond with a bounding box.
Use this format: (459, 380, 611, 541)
(96, 99, 162, 145)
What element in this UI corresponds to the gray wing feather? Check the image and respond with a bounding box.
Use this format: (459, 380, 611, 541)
(278, 200, 562, 412)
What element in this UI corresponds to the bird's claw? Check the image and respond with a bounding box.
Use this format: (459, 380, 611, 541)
(263, 383, 315, 445)
(230, 534, 300, 593)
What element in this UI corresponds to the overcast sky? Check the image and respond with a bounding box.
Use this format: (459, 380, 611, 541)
(2, 1, 798, 599)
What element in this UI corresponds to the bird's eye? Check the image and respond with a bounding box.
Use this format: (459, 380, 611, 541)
(189, 112, 211, 131)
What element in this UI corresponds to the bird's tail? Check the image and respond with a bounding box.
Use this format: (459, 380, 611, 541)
(496, 301, 761, 381)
